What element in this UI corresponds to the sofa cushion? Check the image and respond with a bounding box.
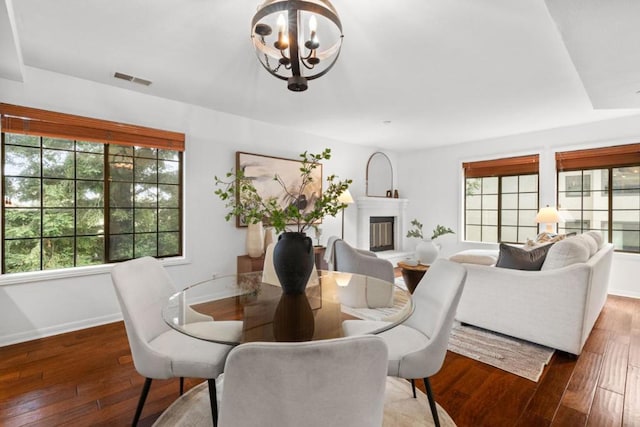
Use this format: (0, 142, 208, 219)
(585, 231, 604, 249)
(449, 249, 498, 266)
(495, 243, 553, 271)
(541, 236, 590, 270)
(578, 234, 598, 257)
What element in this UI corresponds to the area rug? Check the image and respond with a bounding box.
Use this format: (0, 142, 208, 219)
(153, 377, 456, 427)
(448, 323, 554, 382)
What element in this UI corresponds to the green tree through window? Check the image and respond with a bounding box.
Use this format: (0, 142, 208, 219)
(2, 133, 182, 273)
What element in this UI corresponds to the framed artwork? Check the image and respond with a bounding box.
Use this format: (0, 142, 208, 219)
(235, 152, 323, 227)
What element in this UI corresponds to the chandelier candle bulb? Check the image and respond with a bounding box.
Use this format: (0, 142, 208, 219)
(276, 14, 289, 50)
(307, 15, 319, 50)
(309, 15, 317, 38)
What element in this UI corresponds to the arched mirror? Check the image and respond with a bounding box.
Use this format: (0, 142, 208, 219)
(366, 152, 393, 197)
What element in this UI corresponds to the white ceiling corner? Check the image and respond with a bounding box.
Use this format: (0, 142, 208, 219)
(0, 0, 24, 82)
(545, 0, 640, 109)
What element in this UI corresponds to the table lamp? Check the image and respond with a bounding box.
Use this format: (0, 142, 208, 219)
(535, 205, 561, 233)
(337, 189, 354, 240)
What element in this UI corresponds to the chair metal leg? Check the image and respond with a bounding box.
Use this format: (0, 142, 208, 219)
(132, 377, 152, 427)
(179, 377, 184, 395)
(423, 377, 440, 427)
(411, 379, 417, 398)
(208, 378, 218, 427)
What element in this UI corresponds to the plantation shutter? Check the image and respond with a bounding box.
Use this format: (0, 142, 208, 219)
(0, 103, 184, 151)
(463, 154, 539, 178)
(556, 143, 640, 171)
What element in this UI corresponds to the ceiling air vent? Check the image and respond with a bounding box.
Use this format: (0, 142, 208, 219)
(114, 72, 152, 86)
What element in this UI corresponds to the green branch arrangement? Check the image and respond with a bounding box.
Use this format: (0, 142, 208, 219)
(406, 219, 455, 240)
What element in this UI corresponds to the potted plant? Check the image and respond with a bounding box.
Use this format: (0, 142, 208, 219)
(215, 148, 352, 294)
(406, 219, 454, 265)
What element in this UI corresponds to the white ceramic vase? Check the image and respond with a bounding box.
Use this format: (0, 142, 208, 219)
(246, 222, 265, 258)
(416, 239, 439, 265)
(263, 227, 275, 249)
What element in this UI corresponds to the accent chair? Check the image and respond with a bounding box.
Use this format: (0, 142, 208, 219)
(217, 335, 389, 427)
(342, 259, 467, 427)
(111, 256, 241, 427)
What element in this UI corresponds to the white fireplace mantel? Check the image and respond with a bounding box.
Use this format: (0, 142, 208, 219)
(356, 197, 409, 252)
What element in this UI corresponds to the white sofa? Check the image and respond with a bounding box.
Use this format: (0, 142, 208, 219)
(452, 234, 613, 355)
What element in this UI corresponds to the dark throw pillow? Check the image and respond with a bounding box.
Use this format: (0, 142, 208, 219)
(495, 243, 553, 271)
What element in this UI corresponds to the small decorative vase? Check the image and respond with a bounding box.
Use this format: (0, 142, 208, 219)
(416, 239, 439, 265)
(272, 293, 315, 342)
(263, 227, 275, 249)
(246, 222, 265, 258)
(273, 232, 315, 295)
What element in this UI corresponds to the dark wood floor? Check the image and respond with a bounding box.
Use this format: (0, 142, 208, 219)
(1, 295, 638, 426)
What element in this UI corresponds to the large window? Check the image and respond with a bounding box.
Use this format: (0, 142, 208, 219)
(464, 155, 539, 243)
(1, 103, 185, 273)
(556, 144, 640, 253)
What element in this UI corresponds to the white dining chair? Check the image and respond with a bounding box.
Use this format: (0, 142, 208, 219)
(111, 256, 241, 427)
(217, 335, 389, 427)
(342, 259, 467, 427)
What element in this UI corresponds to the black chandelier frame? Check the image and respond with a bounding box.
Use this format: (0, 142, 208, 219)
(251, 0, 343, 91)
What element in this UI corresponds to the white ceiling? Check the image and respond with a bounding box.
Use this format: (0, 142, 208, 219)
(545, 0, 640, 110)
(1, 0, 639, 151)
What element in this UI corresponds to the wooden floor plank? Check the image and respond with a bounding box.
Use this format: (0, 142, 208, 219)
(598, 337, 630, 394)
(582, 328, 611, 355)
(628, 330, 640, 368)
(623, 365, 640, 427)
(517, 353, 577, 425)
(561, 351, 602, 414)
(552, 405, 588, 427)
(586, 387, 623, 427)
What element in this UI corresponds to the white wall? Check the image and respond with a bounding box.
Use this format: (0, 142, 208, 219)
(397, 115, 640, 299)
(0, 67, 382, 345)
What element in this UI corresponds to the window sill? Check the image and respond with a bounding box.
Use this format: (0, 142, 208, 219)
(613, 251, 640, 259)
(0, 256, 189, 286)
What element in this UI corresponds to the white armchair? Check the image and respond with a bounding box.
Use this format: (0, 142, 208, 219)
(330, 238, 395, 284)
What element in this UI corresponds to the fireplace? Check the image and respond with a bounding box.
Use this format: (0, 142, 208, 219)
(370, 216, 394, 251)
(356, 197, 409, 255)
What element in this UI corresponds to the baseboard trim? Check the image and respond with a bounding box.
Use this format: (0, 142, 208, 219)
(0, 313, 123, 347)
(608, 289, 640, 299)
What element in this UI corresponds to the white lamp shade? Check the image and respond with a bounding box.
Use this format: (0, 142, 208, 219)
(535, 206, 561, 224)
(338, 189, 354, 204)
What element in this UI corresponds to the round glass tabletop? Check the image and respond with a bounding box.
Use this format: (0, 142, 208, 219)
(162, 270, 413, 345)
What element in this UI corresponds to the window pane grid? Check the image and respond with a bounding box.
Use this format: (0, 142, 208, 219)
(2, 132, 183, 273)
(558, 165, 640, 253)
(465, 173, 538, 243)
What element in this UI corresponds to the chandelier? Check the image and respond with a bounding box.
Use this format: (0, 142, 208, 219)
(251, 0, 343, 92)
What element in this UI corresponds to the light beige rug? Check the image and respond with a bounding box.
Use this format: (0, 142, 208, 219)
(448, 323, 554, 382)
(153, 377, 456, 427)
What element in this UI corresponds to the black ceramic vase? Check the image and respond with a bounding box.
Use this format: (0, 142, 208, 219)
(273, 231, 315, 295)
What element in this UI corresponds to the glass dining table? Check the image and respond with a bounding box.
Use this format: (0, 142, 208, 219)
(162, 270, 413, 345)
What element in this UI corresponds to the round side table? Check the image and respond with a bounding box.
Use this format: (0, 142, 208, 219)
(397, 261, 430, 294)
